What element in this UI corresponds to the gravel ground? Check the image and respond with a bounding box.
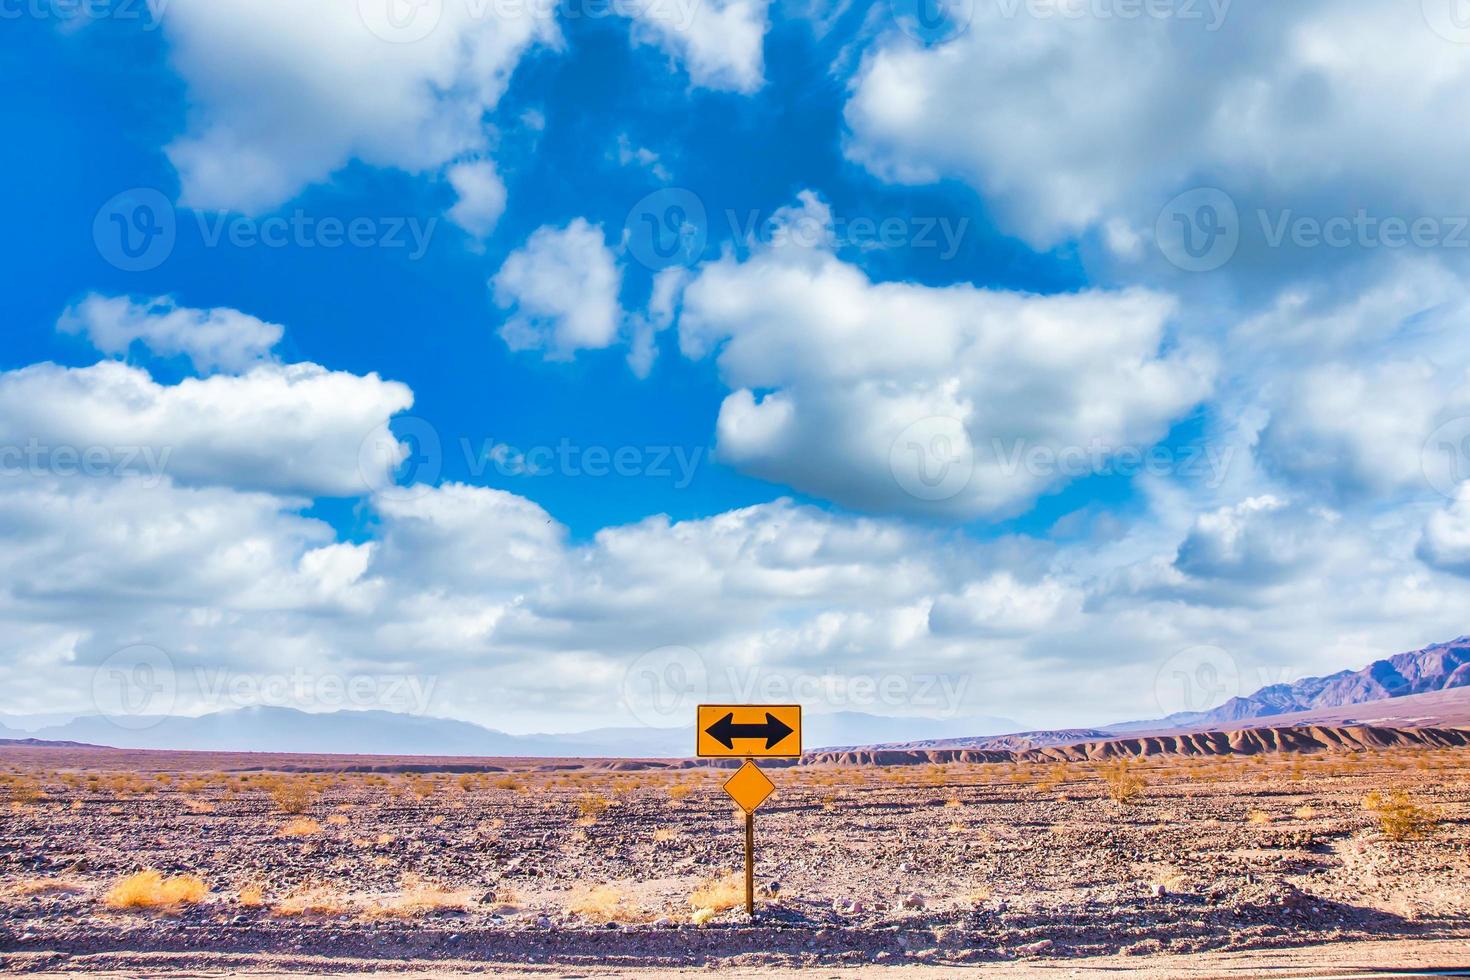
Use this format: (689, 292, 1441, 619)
(2, 744, 1468, 971)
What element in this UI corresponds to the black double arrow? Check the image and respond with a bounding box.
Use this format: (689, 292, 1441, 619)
(704, 711, 794, 750)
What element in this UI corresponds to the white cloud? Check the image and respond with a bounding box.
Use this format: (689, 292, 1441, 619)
(446, 160, 507, 239)
(844, 2, 1470, 250)
(675, 193, 1213, 517)
(492, 219, 624, 359)
(0, 360, 412, 497)
(1235, 258, 1470, 502)
(1418, 490, 1470, 577)
(160, 0, 558, 213)
(626, 0, 769, 93)
(58, 294, 282, 374)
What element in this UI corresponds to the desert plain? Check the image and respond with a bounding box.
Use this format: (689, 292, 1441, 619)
(1, 738, 1469, 977)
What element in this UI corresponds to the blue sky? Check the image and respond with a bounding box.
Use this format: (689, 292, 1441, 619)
(4, 0, 1470, 736)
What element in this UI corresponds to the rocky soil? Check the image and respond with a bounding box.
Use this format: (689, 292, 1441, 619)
(1, 744, 1468, 971)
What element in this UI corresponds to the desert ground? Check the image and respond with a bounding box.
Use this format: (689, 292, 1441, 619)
(2, 740, 1469, 975)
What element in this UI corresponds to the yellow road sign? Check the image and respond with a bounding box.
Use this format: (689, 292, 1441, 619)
(723, 759, 775, 814)
(696, 704, 802, 758)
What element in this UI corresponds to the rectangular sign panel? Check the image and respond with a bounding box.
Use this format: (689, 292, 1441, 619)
(697, 704, 802, 758)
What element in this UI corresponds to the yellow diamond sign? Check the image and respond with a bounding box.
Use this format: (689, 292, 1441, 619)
(723, 759, 775, 814)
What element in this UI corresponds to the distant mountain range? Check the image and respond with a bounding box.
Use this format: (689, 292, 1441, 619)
(0, 706, 1018, 758)
(1110, 636, 1470, 733)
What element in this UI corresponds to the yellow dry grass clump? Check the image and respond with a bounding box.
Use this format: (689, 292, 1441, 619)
(103, 870, 207, 911)
(1097, 759, 1146, 804)
(278, 817, 323, 837)
(688, 872, 745, 922)
(363, 876, 475, 918)
(567, 883, 644, 922)
(6, 878, 88, 897)
(1363, 790, 1440, 841)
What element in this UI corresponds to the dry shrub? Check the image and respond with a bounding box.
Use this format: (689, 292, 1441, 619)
(262, 776, 318, 814)
(6, 878, 87, 897)
(103, 870, 207, 911)
(575, 794, 612, 823)
(278, 817, 323, 837)
(238, 884, 265, 907)
(2, 775, 45, 805)
(689, 872, 745, 918)
(567, 884, 643, 922)
(1097, 760, 1146, 804)
(1293, 804, 1318, 820)
(326, 813, 349, 826)
(182, 798, 217, 814)
(273, 886, 350, 917)
(1363, 790, 1440, 841)
(652, 827, 675, 842)
(1247, 810, 1272, 825)
(667, 783, 694, 801)
(363, 875, 474, 918)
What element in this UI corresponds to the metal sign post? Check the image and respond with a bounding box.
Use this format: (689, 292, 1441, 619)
(700, 706, 802, 918)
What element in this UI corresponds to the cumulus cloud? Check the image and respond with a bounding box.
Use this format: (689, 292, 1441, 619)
(844, 2, 1470, 250)
(626, 0, 770, 93)
(0, 360, 412, 497)
(492, 219, 624, 359)
(58, 294, 282, 374)
(446, 160, 508, 239)
(160, 0, 558, 213)
(1237, 258, 1470, 502)
(675, 193, 1214, 517)
(1418, 490, 1470, 577)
